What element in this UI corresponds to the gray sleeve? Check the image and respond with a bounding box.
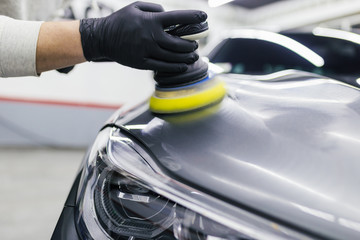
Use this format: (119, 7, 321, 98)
(0, 15, 43, 77)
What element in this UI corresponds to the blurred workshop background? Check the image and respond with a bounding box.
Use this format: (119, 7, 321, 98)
(1, 0, 360, 239)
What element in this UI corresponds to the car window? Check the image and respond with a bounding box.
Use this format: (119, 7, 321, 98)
(209, 38, 316, 75)
(208, 36, 360, 78)
(285, 33, 360, 75)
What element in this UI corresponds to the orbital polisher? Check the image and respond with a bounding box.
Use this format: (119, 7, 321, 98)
(149, 22, 226, 114)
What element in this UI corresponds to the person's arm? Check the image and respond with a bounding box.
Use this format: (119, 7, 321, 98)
(38, 1, 207, 74)
(1, 1, 207, 78)
(0, 17, 84, 77)
(36, 21, 85, 74)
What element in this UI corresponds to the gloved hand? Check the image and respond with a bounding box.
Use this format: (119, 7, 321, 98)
(79, 1, 207, 72)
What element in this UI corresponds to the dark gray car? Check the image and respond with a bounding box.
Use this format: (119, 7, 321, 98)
(52, 66, 360, 240)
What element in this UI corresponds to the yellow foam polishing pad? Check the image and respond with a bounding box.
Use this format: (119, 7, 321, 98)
(160, 102, 222, 124)
(149, 77, 226, 114)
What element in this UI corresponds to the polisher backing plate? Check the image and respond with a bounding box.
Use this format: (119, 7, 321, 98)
(165, 22, 209, 41)
(149, 76, 226, 114)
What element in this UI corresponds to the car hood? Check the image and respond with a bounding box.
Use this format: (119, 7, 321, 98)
(116, 70, 360, 239)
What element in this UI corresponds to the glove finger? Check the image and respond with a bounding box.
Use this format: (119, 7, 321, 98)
(157, 33, 198, 53)
(134, 1, 164, 12)
(143, 58, 188, 72)
(158, 10, 207, 27)
(153, 47, 199, 64)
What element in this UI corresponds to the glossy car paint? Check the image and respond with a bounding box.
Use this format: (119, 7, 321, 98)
(111, 70, 360, 239)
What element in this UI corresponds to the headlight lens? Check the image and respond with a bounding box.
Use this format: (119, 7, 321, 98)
(75, 127, 315, 240)
(94, 169, 175, 238)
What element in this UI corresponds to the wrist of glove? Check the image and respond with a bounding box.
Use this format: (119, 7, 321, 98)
(79, 18, 108, 62)
(79, 1, 207, 72)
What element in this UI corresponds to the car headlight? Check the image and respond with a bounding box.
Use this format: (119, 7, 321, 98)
(75, 126, 315, 240)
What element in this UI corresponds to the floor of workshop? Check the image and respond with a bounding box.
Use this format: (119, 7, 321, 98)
(0, 147, 84, 240)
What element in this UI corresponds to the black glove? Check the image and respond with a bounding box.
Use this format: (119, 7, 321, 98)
(79, 1, 207, 72)
(56, 65, 75, 74)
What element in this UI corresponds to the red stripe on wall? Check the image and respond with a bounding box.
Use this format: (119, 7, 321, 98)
(0, 96, 122, 110)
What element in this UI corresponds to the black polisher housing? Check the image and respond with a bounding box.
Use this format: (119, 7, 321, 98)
(154, 58, 209, 88)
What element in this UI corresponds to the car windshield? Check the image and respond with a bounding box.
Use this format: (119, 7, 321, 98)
(208, 34, 360, 80)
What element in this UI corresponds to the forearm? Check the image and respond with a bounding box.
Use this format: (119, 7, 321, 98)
(36, 21, 86, 74)
(0, 17, 85, 77)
